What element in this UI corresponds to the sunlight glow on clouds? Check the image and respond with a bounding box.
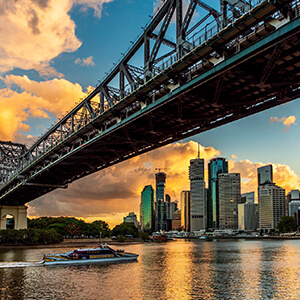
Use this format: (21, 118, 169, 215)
(27, 142, 300, 227)
(270, 115, 297, 132)
(0, 75, 86, 141)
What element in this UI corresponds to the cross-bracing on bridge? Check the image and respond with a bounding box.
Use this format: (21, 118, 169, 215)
(0, 0, 299, 208)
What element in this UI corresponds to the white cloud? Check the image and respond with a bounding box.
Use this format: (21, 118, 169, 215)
(0, 0, 112, 76)
(75, 56, 95, 66)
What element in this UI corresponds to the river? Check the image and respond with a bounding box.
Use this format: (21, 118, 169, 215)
(0, 239, 299, 299)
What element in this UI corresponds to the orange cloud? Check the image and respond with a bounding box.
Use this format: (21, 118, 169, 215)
(28, 141, 221, 226)
(27, 142, 300, 227)
(270, 115, 297, 131)
(0, 75, 86, 141)
(229, 159, 300, 199)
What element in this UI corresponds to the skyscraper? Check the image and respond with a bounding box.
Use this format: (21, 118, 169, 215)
(208, 157, 228, 229)
(140, 185, 154, 232)
(218, 173, 241, 230)
(189, 146, 205, 231)
(181, 191, 191, 232)
(155, 199, 167, 231)
(156, 172, 166, 201)
(154, 171, 169, 231)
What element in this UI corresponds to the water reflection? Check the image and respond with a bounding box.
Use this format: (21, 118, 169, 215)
(0, 240, 300, 299)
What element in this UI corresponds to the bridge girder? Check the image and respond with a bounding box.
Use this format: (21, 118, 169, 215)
(0, 0, 299, 205)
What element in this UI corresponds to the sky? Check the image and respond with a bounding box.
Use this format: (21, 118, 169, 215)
(0, 0, 299, 228)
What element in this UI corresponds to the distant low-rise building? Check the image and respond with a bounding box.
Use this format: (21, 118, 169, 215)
(289, 200, 300, 226)
(181, 191, 190, 232)
(241, 192, 255, 204)
(124, 212, 139, 228)
(238, 202, 259, 231)
(172, 210, 181, 230)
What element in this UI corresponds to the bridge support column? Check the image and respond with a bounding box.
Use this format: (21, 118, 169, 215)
(0, 205, 28, 230)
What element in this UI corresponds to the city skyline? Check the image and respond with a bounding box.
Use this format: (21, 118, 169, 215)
(0, 0, 299, 227)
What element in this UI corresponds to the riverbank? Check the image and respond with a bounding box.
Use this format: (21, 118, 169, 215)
(0, 237, 145, 249)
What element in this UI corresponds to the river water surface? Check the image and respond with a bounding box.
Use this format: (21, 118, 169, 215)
(0, 239, 300, 299)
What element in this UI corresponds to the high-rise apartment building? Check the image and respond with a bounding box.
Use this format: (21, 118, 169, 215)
(181, 191, 191, 232)
(140, 185, 154, 232)
(258, 165, 285, 230)
(218, 173, 241, 230)
(208, 157, 228, 229)
(259, 183, 285, 230)
(189, 149, 205, 231)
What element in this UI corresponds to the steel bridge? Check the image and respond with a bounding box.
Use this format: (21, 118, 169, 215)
(0, 0, 300, 206)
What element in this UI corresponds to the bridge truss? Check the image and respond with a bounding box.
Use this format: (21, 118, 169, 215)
(0, 0, 299, 205)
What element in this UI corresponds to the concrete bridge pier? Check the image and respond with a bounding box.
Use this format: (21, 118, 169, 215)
(0, 205, 28, 230)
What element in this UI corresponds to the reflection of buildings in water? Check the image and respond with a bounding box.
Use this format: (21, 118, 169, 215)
(259, 242, 281, 299)
(271, 242, 300, 298)
(237, 241, 263, 299)
(138, 244, 168, 299)
(190, 241, 215, 297)
(164, 241, 193, 299)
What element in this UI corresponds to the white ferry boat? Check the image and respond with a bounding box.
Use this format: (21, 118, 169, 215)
(41, 244, 138, 265)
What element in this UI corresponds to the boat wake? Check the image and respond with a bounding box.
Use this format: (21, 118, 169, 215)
(0, 262, 43, 268)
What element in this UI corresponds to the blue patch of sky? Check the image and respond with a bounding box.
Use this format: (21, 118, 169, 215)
(186, 100, 300, 173)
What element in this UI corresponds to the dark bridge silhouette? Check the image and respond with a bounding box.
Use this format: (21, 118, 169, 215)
(0, 0, 299, 206)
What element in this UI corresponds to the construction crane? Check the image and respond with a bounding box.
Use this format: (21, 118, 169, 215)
(155, 168, 169, 173)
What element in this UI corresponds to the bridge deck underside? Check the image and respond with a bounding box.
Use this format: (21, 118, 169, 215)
(1, 16, 300, 205)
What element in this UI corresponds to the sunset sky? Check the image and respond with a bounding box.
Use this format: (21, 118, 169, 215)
(0, 0, 299, 227)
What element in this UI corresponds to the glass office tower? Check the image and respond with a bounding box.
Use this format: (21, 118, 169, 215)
(208, 157, 228, 229)
(140, 185, 154, 232)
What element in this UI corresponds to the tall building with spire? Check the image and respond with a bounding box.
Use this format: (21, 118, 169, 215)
(189, 144, 205, 231)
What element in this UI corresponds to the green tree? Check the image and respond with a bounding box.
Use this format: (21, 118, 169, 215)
(0, 229, 63, 245)
(277, 216, 297, 233)
(85, 220, 111, 237)
(28, 216, 111, 238)
(112, 222, 139, 238)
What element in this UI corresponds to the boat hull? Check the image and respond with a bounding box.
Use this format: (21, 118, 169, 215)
(41, 254, 138, 266)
